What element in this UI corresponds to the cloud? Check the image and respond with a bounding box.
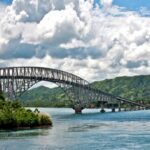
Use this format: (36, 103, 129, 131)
(101, 0, 113, 9)
(0, 3, 6, 17)
(0, 0, 150, 82)
(22, 5, 85, 44)
(0, 0, 94, 59)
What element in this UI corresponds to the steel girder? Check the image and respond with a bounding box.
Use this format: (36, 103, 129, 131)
(0, 67, 147, 109)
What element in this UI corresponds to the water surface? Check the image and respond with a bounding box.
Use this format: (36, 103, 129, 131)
(0, 108, 150, 150)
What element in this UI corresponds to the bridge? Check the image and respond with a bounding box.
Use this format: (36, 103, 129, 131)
(0, 66, 147, 113)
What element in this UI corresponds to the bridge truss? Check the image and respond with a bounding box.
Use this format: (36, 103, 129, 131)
(0, 67, 147, 112)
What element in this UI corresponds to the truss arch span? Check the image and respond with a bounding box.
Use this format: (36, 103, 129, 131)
(0, 66, 147, 110)
(0, 66, 91, 105)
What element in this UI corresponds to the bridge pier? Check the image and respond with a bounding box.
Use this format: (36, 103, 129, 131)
(112, 107, 115, 112)
(73, 104, 83, 114)
(118, 102, 121, 112)
(100, 109, 105, 113)
(111, 103, 116, 112)
(100, 103, 105, 113)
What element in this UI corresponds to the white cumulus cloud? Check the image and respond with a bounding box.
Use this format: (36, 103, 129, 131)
(101, 0, 113, 9)
(0, 0, 150, 82)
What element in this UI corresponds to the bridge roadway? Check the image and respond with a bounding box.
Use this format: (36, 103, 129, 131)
(0, 66, 148, 113)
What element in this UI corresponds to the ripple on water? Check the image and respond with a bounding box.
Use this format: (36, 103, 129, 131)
(0, 108, 150, 150)
(0, 128, 51, 139)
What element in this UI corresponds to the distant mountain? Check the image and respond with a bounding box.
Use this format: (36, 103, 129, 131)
(91, 75, 150, 101)
(19, 75, 150, 106)
(20, 86, 64, 101)
(20, 86, 70, 107)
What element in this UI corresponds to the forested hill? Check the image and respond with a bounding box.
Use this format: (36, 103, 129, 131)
(92, 75, 150, 101)
(20, 75, 150, 106)
(20, 86, 70, 107)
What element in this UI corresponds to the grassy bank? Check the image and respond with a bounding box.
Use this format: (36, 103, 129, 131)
(0, 94, 52, 130)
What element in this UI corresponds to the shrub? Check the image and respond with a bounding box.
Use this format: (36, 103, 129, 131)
(38, 114, 52, 126)
(0, 94, 52, 129)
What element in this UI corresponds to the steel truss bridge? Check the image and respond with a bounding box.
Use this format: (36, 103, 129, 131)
(0, 67, 147, 113)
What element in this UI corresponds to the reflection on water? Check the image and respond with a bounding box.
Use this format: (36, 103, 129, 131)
(0, 108, 150, 150)
(0, 128, 50, 139)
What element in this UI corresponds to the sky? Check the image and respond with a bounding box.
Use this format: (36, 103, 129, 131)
(0, 0, 150, 83)
(2, 0, 150, 10)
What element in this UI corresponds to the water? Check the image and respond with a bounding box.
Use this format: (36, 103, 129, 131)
(0, 108, 150, 150)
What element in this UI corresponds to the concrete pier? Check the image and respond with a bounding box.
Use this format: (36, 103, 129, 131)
(100, 109, 105, 113)
(118, 102, 121, 112)
(73, 105, 83, 114)
(112, 108, 115, 112)
(100, 103, 105, 113)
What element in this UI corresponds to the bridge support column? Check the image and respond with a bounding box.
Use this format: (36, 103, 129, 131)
(112, 107, 115, 112)
(111, 104, 115, 112)
(73, 104, 83, 114)
(100, 103, 105, 113)
(100, 109, 105, 113)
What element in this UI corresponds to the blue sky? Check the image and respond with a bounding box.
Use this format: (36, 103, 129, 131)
(0, 0, 12, 4)
(113, 0, 150, 11)
(94, 0, 150, 11)
(2, 0, 150, 11)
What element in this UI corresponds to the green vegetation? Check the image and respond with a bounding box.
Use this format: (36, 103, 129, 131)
(20, 86, 72, 107)
(0, 93, 52, 130)
(19, 75, 150, 107)
(92, 75, 150, 105)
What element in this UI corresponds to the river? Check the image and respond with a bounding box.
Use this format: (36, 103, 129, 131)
(0, 108, 150, 150)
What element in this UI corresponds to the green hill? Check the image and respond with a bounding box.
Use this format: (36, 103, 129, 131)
(92, 75, 150, 102)
(20, 86, 64, 102)
(20, 86, 70, 107)
(19, 75, 150, 107)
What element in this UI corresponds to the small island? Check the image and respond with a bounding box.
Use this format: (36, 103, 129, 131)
(0, 93, 52, 130)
